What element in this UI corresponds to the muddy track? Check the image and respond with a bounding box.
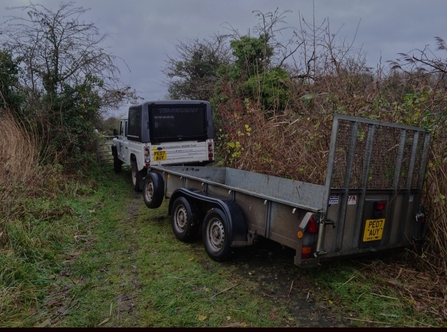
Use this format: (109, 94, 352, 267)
(228, 242, 350, 327)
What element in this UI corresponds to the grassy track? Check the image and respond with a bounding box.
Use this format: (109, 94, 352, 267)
(52, 167, 343, 327)
(0, 165, 442, 327)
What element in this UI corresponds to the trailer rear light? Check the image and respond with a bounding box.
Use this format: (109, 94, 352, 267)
(374, 201, 386, 211)
(372, 200, 386, 219)
(307, 216, 318, 233)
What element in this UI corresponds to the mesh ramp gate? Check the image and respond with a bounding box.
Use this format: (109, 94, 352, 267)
(318, 114, 431, 256)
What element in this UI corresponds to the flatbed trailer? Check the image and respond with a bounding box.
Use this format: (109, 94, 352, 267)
(142, 114, 431, 267)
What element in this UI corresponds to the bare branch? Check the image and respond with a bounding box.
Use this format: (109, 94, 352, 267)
(1, 1, 137, 111)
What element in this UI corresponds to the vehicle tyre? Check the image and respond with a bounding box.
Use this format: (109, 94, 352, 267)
(131, 160, 144, 191)
(202, 208, 232, 261)
(143, 172, 164, 208)
(171, 196, 200, 242)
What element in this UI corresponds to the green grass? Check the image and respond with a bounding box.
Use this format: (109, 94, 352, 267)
(0, 165, 442, 327)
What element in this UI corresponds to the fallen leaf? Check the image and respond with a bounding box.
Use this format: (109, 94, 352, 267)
(46, 298, 60, 306)
(98, 318, 110, 326)
(198, 315, 207, 321)
(118, 304, 133, 312)
(28, 309, 38, 316)
(57, 307, 67, 315)
(223, 322, 247, 327)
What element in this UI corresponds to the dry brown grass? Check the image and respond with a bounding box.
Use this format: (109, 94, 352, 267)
(219, 108, 331, 184)
(0, 110, 62, 228)
(422, 142, 447, 275)
(358, 258, 447, 325)
(0, 111, 40, 179)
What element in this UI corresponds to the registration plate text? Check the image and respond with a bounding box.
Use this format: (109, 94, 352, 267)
(153, 151, 167, 161)
(363, 218, 385, 242)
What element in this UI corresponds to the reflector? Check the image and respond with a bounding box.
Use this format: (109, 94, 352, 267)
(301, 246, 312, 259)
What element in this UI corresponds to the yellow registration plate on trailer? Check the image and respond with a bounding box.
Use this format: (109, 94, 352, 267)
(363, 218, 386, 242)
(153, 151, 167, 161)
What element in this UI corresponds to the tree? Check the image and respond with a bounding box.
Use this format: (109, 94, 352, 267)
(1, 1, 137, 112)
(0, 1, 138, 169)
(214, 8, 301, 113)
(0, 50, 23, 111)
(163, 34, 232, 100)
(229, 35, 274, 79)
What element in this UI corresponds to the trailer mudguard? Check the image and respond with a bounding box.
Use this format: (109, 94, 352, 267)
(169, 188, 248, 245)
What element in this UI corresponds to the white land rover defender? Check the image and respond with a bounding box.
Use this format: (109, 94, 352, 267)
(111, 100, 215, 191)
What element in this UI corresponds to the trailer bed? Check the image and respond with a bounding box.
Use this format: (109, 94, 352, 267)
(146, 114, 431, 267)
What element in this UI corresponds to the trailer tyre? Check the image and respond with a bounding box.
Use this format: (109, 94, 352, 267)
(143, 172, 164, 208)
(203, 208, 232, 261)
(171, 197, 200, 242)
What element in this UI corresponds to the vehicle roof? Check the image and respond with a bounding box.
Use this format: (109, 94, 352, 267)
(138, 100, 210, 106)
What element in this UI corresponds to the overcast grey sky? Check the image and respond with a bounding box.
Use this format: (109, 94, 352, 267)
(2, 0, 446, 117)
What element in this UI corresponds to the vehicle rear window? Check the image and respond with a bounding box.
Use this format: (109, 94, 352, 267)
(149, 104, 207, 143)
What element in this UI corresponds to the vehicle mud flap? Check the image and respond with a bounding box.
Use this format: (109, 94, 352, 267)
(222, 200, 247, 245)
(143, 172, 165, 208)
(131, 160, 144, 191)
(111, 145, 122, 173)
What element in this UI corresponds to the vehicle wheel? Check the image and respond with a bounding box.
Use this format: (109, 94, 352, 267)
(203, 208, 232, 261)
(171, 196, 200, 242)
(143, 172, 164, 208)
(131, 160, 143, 191)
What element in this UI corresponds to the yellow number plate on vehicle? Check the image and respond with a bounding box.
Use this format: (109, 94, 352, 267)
(363, 218, 386, 242)
(153, 151, 167, 161)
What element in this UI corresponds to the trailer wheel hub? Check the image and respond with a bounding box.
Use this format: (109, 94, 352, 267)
(208, 218, 225, 249)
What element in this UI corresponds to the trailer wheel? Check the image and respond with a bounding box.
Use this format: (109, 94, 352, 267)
(203, 208, 232, 261)
(171, 196, 200, 242)
(143, 172, 164, 208)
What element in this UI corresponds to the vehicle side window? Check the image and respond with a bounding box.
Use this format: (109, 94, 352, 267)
(119, 120, 128, 136)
